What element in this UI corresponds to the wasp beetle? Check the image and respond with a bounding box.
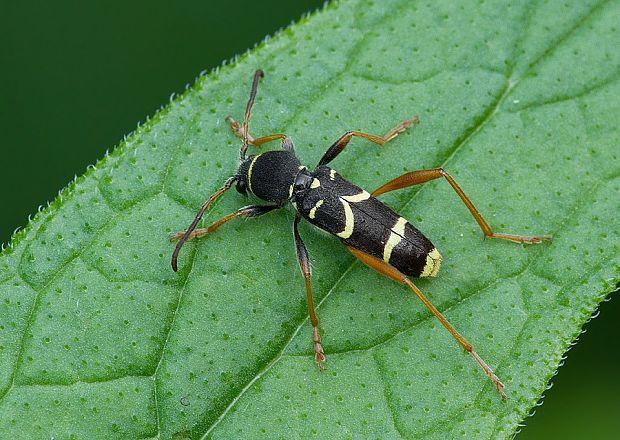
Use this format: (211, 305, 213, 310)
(171, 70, 552, 400)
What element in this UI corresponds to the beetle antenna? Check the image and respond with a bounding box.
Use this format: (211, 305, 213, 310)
(171, 176, 236, 272)
(240, 69, 264, 160)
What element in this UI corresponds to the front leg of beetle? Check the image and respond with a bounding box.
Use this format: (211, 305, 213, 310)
(170, 204, 279, 241)
(293, 214, 325, 369)
(317, 117, 419, 167)
(226, 116, 289, 148)
(170, 203, 279, 271)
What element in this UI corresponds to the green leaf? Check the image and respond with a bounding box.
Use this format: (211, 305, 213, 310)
(1, 0, 619, 438)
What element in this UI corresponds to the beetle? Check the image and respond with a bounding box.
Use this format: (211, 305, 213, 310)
(170, 70, 551, 400)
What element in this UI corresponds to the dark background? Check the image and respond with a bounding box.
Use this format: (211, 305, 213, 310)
(1, 1, 618, 438)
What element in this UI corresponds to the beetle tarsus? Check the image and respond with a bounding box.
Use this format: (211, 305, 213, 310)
(226, 116, 256, 144)
(470, 350, 507, 401)
(488, 232, 552, 244)
(313, 326, 326, 371)
(169, 228, 208, 242)
(383, 116, 419, 141)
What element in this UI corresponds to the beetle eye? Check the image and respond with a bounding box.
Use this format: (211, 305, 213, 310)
(236, 179, 248, 194)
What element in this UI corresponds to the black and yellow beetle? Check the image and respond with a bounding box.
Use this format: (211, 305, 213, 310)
(171, 70, 551, 400)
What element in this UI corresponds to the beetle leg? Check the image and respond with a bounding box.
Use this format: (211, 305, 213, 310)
(317, 116, 419, 167)
(346, 244, 506, 400)
(230, 70, 292, 159)
(226, 116, 289, 147)
(293, 214, 325, 370)
(170, 228, 209, 242)
(238, 69, 263, 160)
(170, 204, 279, 242)
(171, 177, 236, 272)
(372, 168, 552, 244)
(226, 116, 255, 144)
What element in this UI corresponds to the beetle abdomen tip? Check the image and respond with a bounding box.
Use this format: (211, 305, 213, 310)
(420, 248, 442, 277)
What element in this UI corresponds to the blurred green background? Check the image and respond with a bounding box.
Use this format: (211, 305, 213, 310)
(1, 1, 618, 438)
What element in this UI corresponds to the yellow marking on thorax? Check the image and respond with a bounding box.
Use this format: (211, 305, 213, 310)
(336, 200, 354, 238)
(420, 248, 442, 277)
(246, 154, 262, 194)
(342, 190, 371, 203)
(309, 200, 324, 219)
(383, 217, 407, 263)
(311, 178, 321, 189)
(288, 184, 294, 199)
(329, 169, 336, 180)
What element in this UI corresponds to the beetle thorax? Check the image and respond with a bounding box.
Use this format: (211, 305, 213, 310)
(237, 150, 301, 203)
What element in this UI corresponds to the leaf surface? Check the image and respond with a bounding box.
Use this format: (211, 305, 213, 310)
(0, 0, 619, 438)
